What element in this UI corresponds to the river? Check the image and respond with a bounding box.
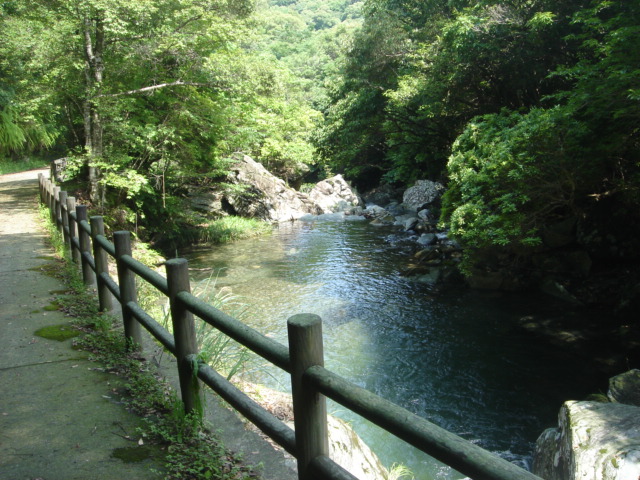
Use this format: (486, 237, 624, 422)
(183, 214, 600, 479)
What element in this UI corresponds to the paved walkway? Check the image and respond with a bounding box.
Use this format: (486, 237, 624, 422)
(0, 169, 162, 479)
(0, 169, 296, 480)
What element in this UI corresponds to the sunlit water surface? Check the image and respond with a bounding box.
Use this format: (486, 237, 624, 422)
(184, 215, 598, 479)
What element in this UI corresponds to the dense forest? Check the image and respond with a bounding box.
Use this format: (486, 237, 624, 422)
(1, 0, 638, 314)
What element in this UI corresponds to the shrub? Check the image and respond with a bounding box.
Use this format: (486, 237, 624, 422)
(441, 107, 589, 269)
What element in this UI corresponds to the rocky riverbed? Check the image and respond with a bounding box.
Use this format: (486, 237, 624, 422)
(184, 155, 640, 321)
(180, 156, 640, 479)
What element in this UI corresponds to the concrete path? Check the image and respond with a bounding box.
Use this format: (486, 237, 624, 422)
(0, 169, 163, 479)
(0, 169, 296, 480)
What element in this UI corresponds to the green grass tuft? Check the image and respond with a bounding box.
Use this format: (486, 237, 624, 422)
(194, 216, 272, 245)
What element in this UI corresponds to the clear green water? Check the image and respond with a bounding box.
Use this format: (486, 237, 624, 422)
(184, 215, 599, 479)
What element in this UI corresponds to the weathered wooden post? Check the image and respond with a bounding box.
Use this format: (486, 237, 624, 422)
(38, 174, 44, 203)
(59, 191, 69, 245)
(45, 179, 53, 218)
(55, 187, 67, 233)
(51, 186, 60, 226)
(66, 196, 81, 264)
(288, 314, 329, 480)
(165, 258, 203, 416)
(90, 216, 113, 312)
(114, 231, 142, 350)
(76, 205, 95, 286)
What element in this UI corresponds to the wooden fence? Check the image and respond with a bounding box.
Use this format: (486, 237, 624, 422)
(38, 174, 543, 480)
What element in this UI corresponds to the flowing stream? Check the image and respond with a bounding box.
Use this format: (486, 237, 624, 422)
(183, 215, 599, 479)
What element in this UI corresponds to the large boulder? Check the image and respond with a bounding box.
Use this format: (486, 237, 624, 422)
(308, 175, 363, 214)
(187, 156, 362, 223)
(533, 400, 640, 480)
(534, 371, 640, 480)
(402, 180, 444, 212)
(227, 155, 321, 222)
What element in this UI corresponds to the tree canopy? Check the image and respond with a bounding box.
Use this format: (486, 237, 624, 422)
(2, 0, 638, 286)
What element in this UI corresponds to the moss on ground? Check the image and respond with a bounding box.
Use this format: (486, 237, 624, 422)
(34, 323, 81, 341)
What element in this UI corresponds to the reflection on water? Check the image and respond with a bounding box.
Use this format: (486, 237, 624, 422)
(184, 215, 597, 479)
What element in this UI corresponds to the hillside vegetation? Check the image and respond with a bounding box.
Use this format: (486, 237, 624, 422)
(1, 0, 638, 311)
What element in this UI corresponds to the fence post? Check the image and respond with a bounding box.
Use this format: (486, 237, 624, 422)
(114, 231, 142, 350)
(51, 185, 59, 223)
(90, 216, 113, 312)
(58, 191, 69, 244)
(46, 180, 53, 220)
(165, 258, 202, 416)
(287, 314, 329, 480)
(66, 196, 80, 264)
(43, 178, 48, 208)
(38, 174, 44, 203)
(76, 205, 95, 286)
(54, 188, 64, 234)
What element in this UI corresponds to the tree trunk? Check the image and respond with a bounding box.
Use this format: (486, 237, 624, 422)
(82, 13, 105, 205)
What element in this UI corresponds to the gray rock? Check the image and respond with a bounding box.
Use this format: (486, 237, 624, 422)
(187, 190, 224, 213)
(363, 205, 395, 225)
(415, 269, 442, 284)
(533, 400, 640, 480)
(385, 201, 407, 216)
(226, 155, 321, 222)
(403, 217, 419, 231)
(370, 215, 395, 226)
(186, 156, 362, 223)
(402, 180, 444, 211)
(308, 175, 363, 214)
(417, 208, 431, 221)
(417, 233, 437, 246)
(363, 205, 387, 217)
(609, 369, 640, 406)
(392, 213, 418, 226)
(361, 185, 403, 207)
(327, 415, 388, 480)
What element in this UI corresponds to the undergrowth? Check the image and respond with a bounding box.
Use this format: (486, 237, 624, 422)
(173, 216, 273, 247)
(38, 199, 258, 480)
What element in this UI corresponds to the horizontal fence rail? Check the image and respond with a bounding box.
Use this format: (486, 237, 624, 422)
(37, 173, 543, 480)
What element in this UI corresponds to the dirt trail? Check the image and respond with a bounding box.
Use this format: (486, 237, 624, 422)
(0, 169, 296, 480)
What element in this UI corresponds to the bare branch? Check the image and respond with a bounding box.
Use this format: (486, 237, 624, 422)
(98, 80, 227, 98)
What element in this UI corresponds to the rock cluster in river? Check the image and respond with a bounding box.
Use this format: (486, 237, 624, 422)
(361, 180, 463, 286)
(187, 155, 362, 222)
(188, 165, 640, 310)
(533, 369, 640, 480)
